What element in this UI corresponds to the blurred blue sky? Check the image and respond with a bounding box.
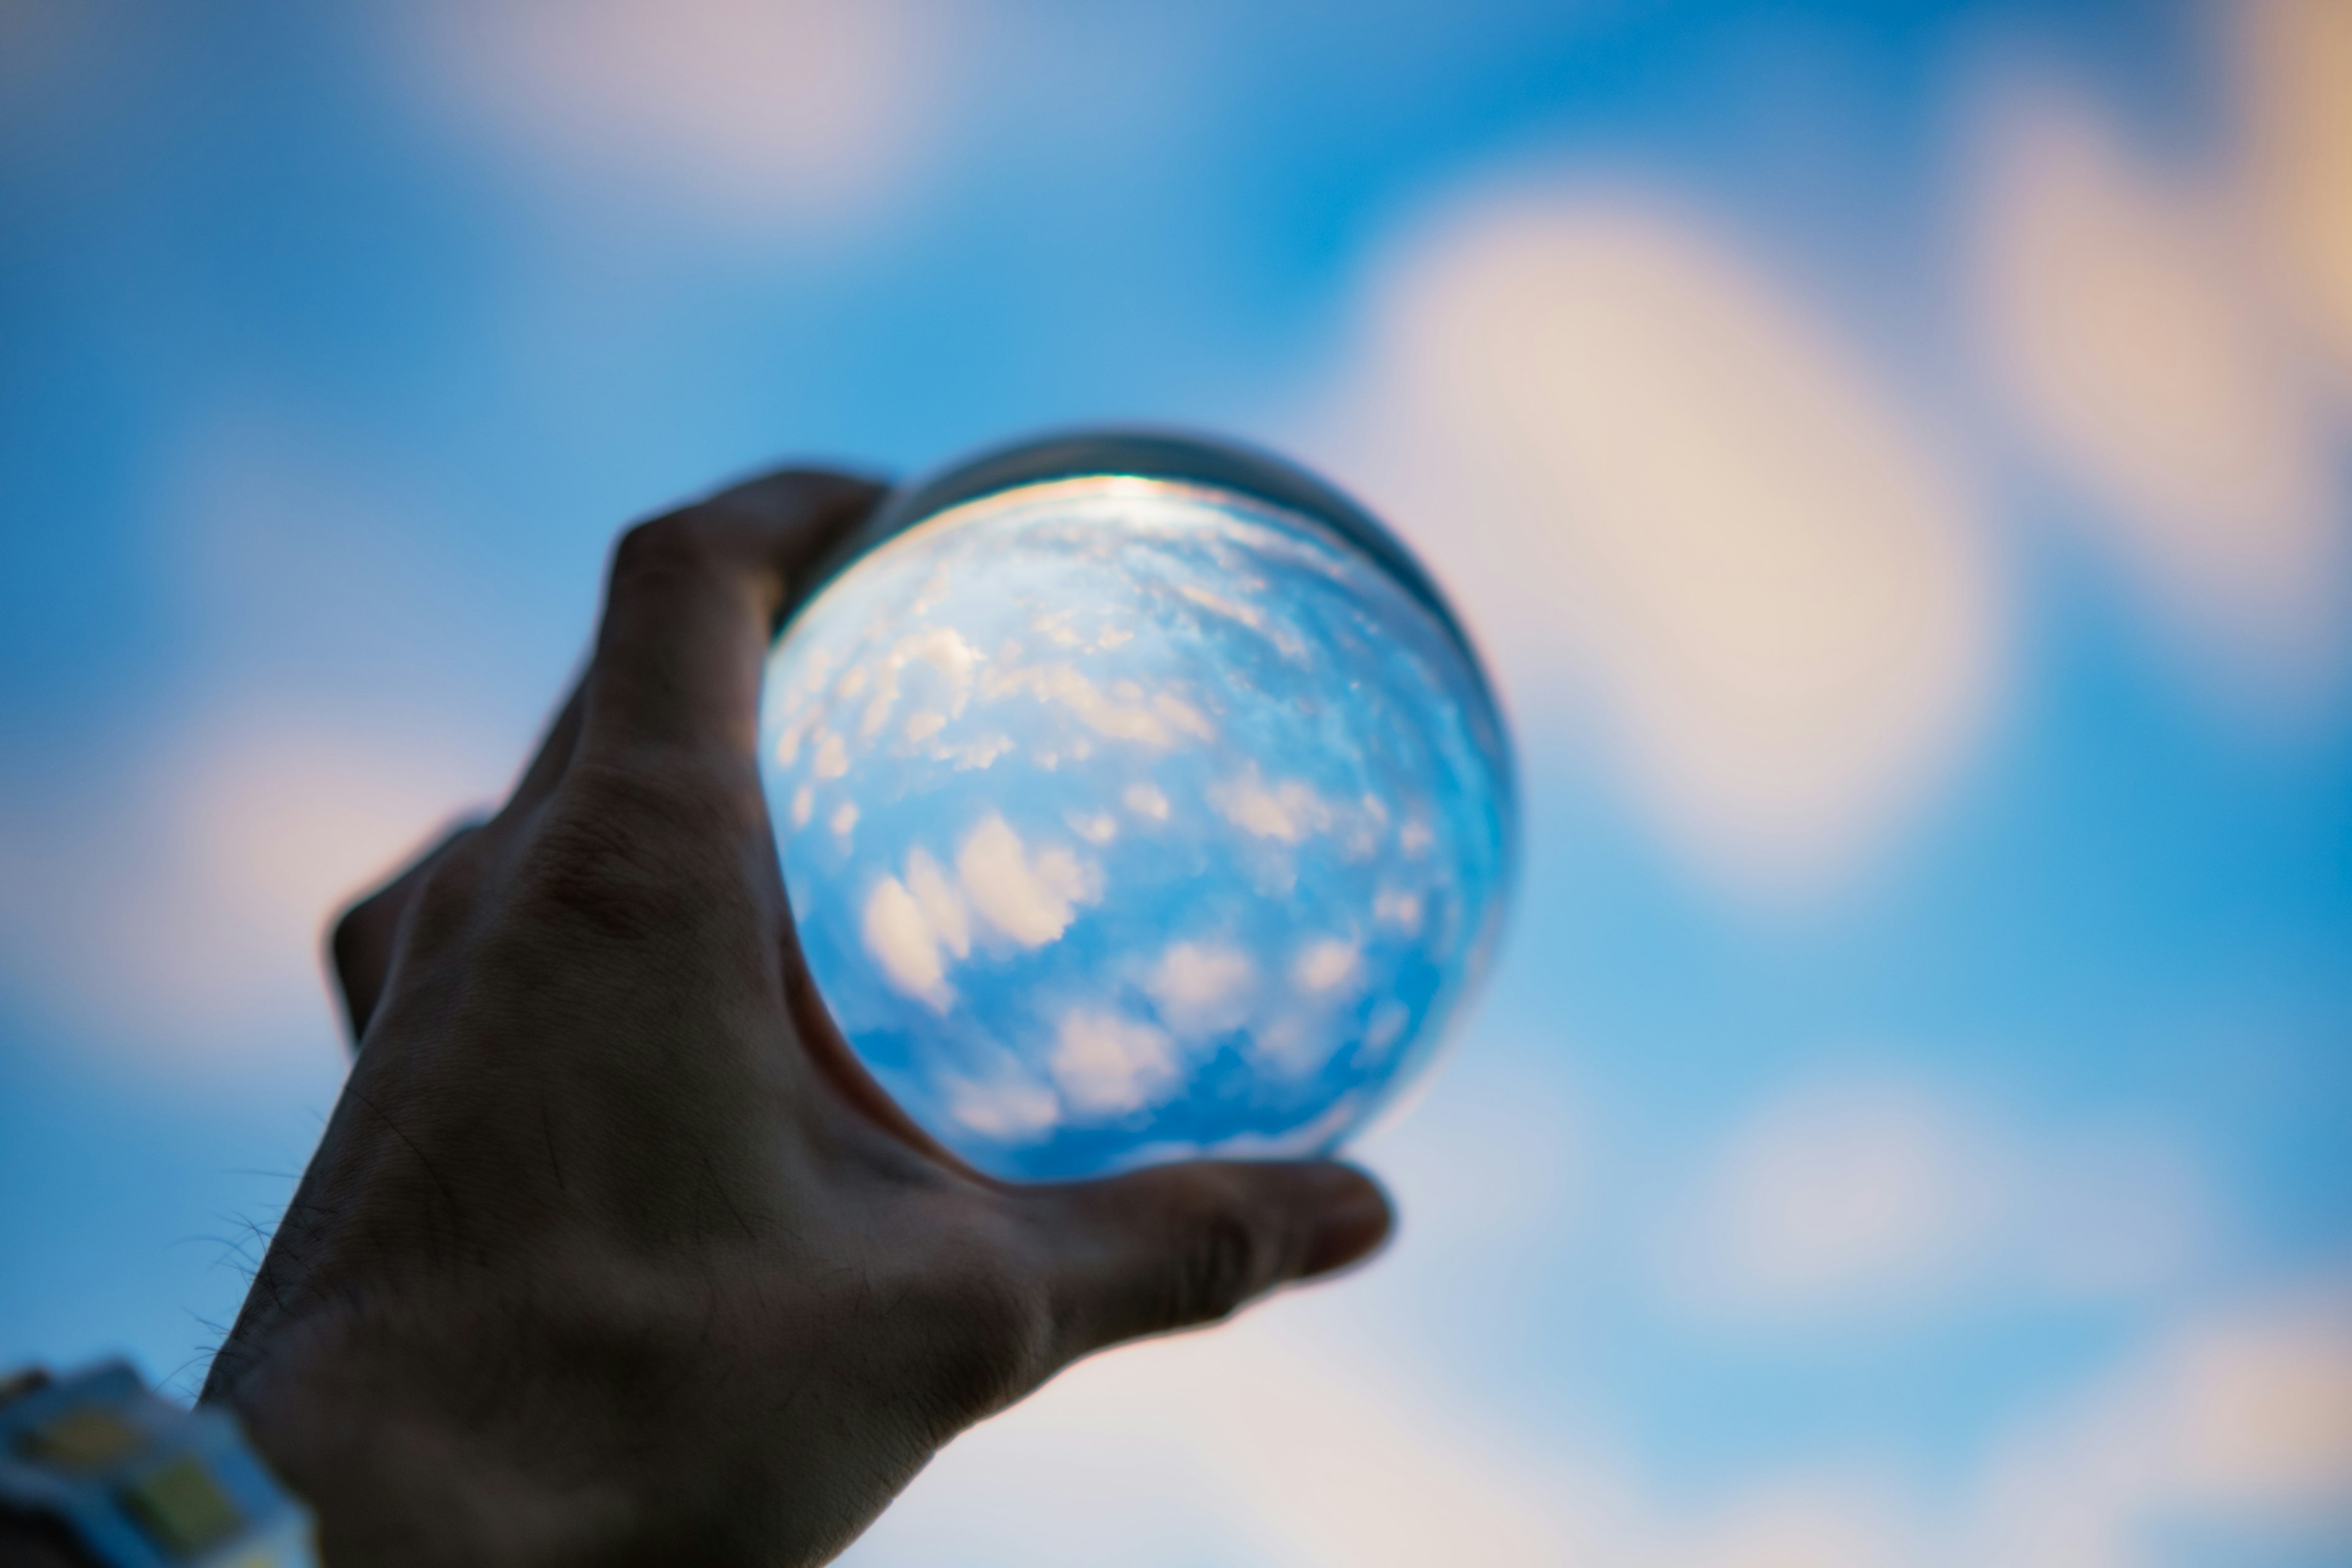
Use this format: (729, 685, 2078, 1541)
(4, 2, 2350, 1563)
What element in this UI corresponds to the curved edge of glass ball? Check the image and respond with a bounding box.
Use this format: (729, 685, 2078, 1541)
(769, 428, 1521, 1177)
(796, 428, 1518, 841)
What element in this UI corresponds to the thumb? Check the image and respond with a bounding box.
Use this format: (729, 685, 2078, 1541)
(1028, 1161, 1393, 1359)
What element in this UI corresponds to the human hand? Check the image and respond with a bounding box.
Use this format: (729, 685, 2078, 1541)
(200, 470, 1393, 1567)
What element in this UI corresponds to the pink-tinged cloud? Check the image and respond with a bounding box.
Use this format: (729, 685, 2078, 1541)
(1304, 192, 1999, 897)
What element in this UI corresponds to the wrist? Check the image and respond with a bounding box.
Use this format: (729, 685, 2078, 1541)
(211, 1279, 655, 1568)
(207, 1230, 853, 1568)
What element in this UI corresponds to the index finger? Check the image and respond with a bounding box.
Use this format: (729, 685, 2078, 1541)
(577, 468, 885, 766)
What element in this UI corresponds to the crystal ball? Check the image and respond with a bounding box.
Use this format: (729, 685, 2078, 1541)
(758, 437, 1513, 1181)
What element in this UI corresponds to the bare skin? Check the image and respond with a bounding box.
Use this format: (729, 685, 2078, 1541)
(197, 470, 1393, 1567)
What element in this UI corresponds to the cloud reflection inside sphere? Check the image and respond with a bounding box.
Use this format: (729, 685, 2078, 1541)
(760, 462, 1512, 1180)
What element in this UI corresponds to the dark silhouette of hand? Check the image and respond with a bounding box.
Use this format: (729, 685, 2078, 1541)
(200, 470, 1392, 1567)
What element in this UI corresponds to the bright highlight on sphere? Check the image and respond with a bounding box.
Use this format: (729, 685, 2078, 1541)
(759, 461, 1513, 1181)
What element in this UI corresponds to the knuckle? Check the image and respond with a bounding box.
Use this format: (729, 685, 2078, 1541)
(713, 468, 878, 521)
(513, 793, 692, 944)
(609, 510, 719, 592)
(331, 826, 484, 971)
(403, 829, 488, 944)
(508, 763, 755, 946)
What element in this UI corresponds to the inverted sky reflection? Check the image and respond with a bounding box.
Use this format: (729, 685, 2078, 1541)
(759, 476, 1512, 1181)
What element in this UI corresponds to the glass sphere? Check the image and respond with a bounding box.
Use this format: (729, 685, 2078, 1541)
(758, 440, 1513, 1181)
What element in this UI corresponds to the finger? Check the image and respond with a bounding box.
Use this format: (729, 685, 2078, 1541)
(502, 672, 589, 819)
(578, 469, 884, 766)
(1029, 1161, 1393, 1359)
(327, 821, 482, 1044)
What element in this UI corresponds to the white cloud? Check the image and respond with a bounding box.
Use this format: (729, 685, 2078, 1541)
(2242, 0, 2352, 386)
(956, 814, 1099, 948)
(1144, 940, 1257, 1039)
(398, 0, 956, 227)
(1371, 887, 1422, 935)
(903, 848, 970, 960)
(1178, 581, 1269, 632)
(1291, 937, 1363, 998)
(937, 731, 1015, 771)
(1123, 781, 1171, 822)
(1302, 191, 1998, 896)
(2167, 1290, 2352, 1513)
(1065, 810, 1118, 845)
(898, 625, 973, 686)
(1130, 933, 1363, 1080)
(1159, 939, 1368, 1083)
(861, 873, 952, 1010)
(1681, 1479, 1914, 1568)
(1665, 1077, 2218, 1324)
(841, 1237, 2352, 1568)
(860, 845, 979, 1009)
(1049, 1007, 1181, 1118)
(944, 1069, 1060, 1142)
(1210, 766, 1340, 845)
(1153, 695, 1215, 741)
(1973, 1278, 2352, 1567)
(847, 1268, 1921, 1568)
(804, 647, 1155, 982)
(1249, 1009, 1347, 1079)
(0, 410, 560, 1075)
(844, 1043, 2274, 1568)
(845, 1315, 1616, 1567)
(0, 706, 506, 1069)
(853, 625, 986, 752)
(1349, 1035, 1589, 1250)
(1971, 77, 2346, 697)
(980, 662, 1213, 748)
(1668, 1080, 2001, 1316)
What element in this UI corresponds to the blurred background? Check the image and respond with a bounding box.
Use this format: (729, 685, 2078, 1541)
(3, 1, 2350, 1562)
